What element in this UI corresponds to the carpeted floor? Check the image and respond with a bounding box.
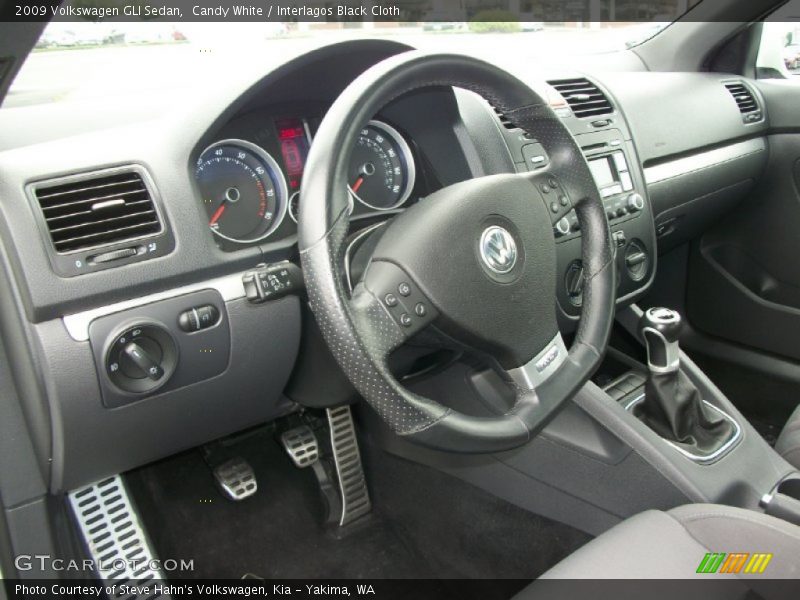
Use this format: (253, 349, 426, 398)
(126, 427, 590, 599)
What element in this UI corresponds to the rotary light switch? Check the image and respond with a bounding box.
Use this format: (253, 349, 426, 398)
(105, 323, 178, 394)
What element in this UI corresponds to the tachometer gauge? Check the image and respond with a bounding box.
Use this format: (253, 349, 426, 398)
(348, 120, 415, 211)
(195, 139, 288, 243)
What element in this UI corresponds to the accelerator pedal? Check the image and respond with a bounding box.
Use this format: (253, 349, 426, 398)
(68, 475, 169, 598)
(327, 406, 372, 527)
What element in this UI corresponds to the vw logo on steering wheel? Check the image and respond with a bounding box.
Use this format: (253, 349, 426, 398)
(479, 226, 518, 274)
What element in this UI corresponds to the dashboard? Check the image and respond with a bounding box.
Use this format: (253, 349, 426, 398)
(0, 38, 771, 493)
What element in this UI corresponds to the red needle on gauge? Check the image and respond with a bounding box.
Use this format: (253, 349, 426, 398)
(210, 187, 240, 226)
(351, 176, 365, 193)
(209, 203, 226, 226)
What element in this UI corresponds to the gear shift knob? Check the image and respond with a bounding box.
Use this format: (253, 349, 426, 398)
(638, 307, 682, 372)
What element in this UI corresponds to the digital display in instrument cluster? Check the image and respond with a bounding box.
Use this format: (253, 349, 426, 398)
(275, 116, 311, 192)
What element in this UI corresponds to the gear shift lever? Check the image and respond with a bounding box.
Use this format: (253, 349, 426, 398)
(639, 307, 682, 373)
(635, 307, 734, 456)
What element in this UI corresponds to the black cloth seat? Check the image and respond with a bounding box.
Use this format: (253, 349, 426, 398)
(515, 504, 800, 599)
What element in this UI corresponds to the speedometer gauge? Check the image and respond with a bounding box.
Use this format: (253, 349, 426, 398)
(195, 139, 288, 243)
(348, 120, 415, 211)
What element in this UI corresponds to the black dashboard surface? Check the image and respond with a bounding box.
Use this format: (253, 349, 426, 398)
(0, 38, 767, 322)
(0, 37, 773, 491)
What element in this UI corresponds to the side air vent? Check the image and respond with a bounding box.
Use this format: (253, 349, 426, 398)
(547, 78, 613, 118)
(724, 82, 763, 123)
(492, 105, 518, 130)
(33, 169, 163, 254)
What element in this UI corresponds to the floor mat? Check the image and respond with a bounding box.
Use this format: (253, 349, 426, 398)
(126, 427, 590, 598)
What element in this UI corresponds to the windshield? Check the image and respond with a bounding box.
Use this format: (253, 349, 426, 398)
(6, 15, 682, 109)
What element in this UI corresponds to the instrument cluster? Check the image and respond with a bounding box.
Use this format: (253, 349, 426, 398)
(194, 112, 419, 248)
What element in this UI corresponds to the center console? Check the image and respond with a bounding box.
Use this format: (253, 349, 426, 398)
(552, 129, 656, 323)
(497, 112, 656, 327)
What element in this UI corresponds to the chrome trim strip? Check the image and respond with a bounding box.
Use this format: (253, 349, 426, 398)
(644, 138, 766, 185)
(62, 272, 246, 342)
(507, 333, 568, 390)
(624, 393, 742, 464)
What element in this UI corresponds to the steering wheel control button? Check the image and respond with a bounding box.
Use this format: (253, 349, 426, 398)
(384, 293, 398, 307)
(363, 262, 438, 336)
(178, 304, 220, 332)
(243, 261, 303, 303)
(559, 195, 569, 207)
(550, 201, 559, 213)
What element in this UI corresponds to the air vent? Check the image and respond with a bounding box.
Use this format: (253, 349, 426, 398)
(548, 78, 613, 118)
(724, 82, 763, 123)
(33, 169, 163, 254)
(492, 105, 519, 130)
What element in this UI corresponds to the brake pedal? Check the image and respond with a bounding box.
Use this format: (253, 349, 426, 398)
(212, 458, 257, 501)
(280, 425, 320, 468)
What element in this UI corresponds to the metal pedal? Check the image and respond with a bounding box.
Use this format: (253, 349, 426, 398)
(280, 425, 320, 468)
(213, 458, 257, 501)
(68, 476, 170, 597)
(327, 406, 371, 526)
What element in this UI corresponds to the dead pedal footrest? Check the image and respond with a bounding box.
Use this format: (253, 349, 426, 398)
(68, 475, 170, 598)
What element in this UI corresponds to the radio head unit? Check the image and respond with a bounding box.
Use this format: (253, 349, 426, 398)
(588, 151, 634, 198)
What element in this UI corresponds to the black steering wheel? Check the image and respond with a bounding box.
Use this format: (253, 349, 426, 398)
(299, 52, 615, 453)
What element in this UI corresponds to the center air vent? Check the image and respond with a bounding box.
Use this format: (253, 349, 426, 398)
(548, 78, 613, 118)
(724, 82, 763, 123)
(33, 169, 163, 254)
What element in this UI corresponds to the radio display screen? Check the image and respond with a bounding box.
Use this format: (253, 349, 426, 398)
(588, 156, 616, 189)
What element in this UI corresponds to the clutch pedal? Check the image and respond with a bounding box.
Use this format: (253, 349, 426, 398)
(212, 458, 257, 501)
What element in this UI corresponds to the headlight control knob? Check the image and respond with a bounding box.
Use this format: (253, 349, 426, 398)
(105, 323, 178, 394)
